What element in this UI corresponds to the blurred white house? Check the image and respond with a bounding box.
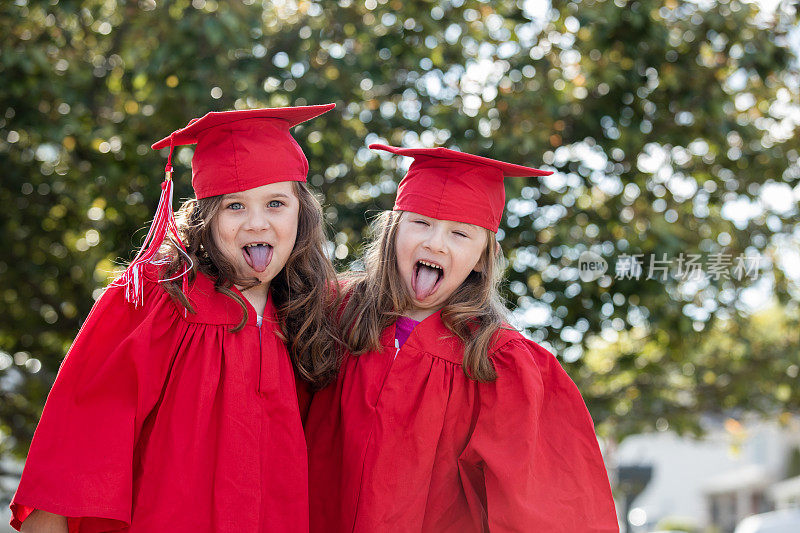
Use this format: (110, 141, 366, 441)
(613, 415, 800, 532)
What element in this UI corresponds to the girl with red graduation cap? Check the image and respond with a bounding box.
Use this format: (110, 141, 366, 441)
(11, 104, 340, 532)
(304, 144, 619, 532)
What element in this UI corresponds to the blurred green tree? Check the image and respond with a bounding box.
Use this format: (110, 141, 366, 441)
(1, 0, 798, 469)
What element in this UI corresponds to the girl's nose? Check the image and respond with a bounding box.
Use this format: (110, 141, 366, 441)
(423, 226, 447, 253)
(244, 208, 271, 231)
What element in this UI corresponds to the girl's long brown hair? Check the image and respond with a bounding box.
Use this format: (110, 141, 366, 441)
(338, 210, 509, 382)
(159, 181, 341, 388)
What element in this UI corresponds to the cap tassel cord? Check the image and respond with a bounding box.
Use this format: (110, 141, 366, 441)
(111, 136, 192, 307)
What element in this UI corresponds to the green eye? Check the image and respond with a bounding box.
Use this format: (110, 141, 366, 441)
(268, 200, 284, 208)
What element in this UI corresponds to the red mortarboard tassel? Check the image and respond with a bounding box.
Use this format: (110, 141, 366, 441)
(111, 136, 191, 307)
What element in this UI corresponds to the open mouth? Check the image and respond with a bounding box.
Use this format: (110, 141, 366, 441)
(411, 260, 444, 300)
(242, 243, 273, 273)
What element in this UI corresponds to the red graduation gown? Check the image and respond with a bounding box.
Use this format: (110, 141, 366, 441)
(305, 312, 618, 532)
(11, 271, 308, 533)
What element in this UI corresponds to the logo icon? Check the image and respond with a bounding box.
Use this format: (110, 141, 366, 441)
(578, 251, 608, 282)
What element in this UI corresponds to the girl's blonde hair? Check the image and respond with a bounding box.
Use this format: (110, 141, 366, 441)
(338, 210, 509, 382)
(159, 181, 341, 388)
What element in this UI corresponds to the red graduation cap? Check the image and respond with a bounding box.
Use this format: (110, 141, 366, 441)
(368, 144, 552, 232)
(115, 104, 335, 307)
(151, 103, 336, 198)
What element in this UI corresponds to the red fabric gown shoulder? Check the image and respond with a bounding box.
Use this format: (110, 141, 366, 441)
(305, 313, 618, 533)
(11, 271, 309, 533)
(469, 329, 619, 532)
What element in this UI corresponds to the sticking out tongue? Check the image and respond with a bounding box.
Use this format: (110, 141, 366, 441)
(414, 264, 441, 300)
(243, 244, 273, 273)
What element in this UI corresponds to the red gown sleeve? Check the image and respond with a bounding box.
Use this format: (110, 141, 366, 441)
(460, 337, 619, 533)
(296, 376, 314, 425)
(10, 279, 181, 532)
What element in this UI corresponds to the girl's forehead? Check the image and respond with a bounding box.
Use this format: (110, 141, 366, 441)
(224, 181, 297, 199)
(402, 211, 482, 231)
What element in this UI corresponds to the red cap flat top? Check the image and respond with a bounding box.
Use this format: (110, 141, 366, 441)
(152, 104, 335, 199)
(369, 143, 552, 232)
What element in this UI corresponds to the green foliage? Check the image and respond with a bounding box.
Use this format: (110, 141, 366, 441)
(1, 0, 798, 465)
(585, 303, 800, 437)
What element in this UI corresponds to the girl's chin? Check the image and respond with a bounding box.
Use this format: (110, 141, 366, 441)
(233, 266, 275, 284)
(253, 271, 277, 284)
(411, 300, 441, 311)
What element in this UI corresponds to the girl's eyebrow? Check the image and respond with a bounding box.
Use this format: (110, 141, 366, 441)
(224, 192, 291, 199)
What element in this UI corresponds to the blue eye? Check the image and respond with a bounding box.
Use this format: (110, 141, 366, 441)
(226, 202, 244, 210)
(268, 200, 284, 208)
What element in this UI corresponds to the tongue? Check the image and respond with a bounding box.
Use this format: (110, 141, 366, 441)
(415, 265, 440, 300)
(245, 245, 272, 273)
